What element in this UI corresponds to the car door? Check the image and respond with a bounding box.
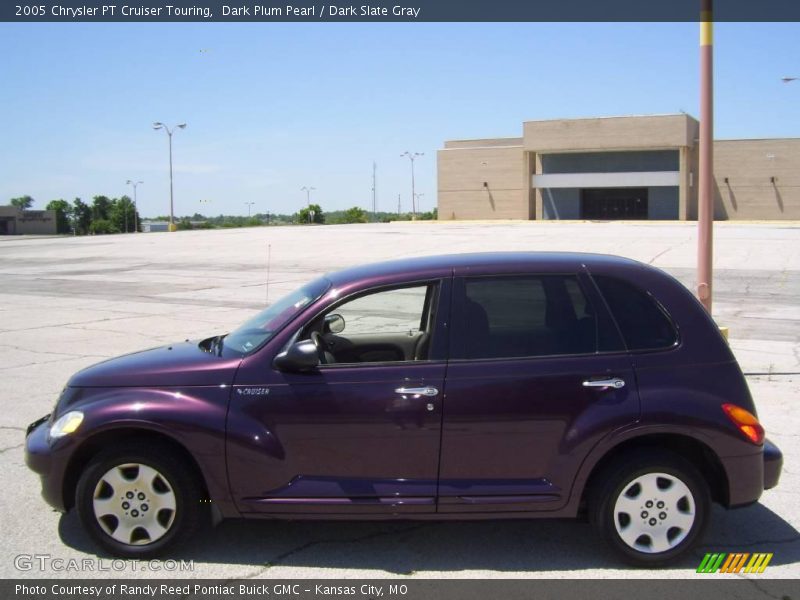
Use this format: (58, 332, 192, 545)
(226, 279, 451, 515)
(438, 270, 639, 513)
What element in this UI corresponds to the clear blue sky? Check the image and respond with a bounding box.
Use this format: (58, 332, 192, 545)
(0, 22, 797, 218)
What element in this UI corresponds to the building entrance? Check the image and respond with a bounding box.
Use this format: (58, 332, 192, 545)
(580, 188, 649, 220)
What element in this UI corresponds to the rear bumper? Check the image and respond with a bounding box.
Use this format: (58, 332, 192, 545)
(723, 438, 783, 507)
(763, 438, 783, 490)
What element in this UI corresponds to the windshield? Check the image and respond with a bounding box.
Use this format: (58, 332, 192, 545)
(220, 277, 330, 355)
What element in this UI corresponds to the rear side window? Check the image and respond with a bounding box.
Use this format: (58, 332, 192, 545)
(594, 276, 678, 351)
(462, 275, 597, 359)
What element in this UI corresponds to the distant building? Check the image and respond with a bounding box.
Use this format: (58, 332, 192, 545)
(438, 114, 800, 221)
(141, 221, 171, 233)
(0, 206, 57, 234)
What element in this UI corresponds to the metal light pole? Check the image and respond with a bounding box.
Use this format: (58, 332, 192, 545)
(371, 161, 377, 218)
(697, 0, 714, 314)
(245, 202, 255, 217)
(126, 180, 143, 233)
(301, 186, 316, 223)
(152, 122, 187, 232)
(401, 151, 423, 220)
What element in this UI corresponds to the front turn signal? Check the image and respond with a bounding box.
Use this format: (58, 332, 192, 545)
(722, 404, 765, 445)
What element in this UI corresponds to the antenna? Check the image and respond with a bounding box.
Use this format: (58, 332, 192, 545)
(266, 243, 272, 304)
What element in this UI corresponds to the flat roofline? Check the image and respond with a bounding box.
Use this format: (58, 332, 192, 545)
(444, 137, 523, 147)
(714, 136, 800, 142)
(522, 113, 696, 124)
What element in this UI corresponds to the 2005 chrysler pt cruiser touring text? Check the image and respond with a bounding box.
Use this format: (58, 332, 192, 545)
(25, 252, 783, 566)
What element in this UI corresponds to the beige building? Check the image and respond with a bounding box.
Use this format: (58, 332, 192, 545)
(0, 206, 57, 234)
(438, 114, 800, 221)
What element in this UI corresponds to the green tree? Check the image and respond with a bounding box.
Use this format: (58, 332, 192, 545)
(72, 198, 92, 235)
(109, 196, 139, 233)
(340, 206, 369, 223)
(9, 195, 34, 210)
(89, 219, 120, 235)
(91, 195, 113, 222)
(46, 199, 72, 234)
(296, 203, 324, 224)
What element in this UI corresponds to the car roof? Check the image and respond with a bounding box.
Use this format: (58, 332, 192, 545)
(326, 252, 644, 285)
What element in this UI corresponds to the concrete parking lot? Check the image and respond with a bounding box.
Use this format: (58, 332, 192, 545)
(0, 221, 798, 579)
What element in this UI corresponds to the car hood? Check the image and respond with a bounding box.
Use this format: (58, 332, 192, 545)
(68, 340, 242, 388)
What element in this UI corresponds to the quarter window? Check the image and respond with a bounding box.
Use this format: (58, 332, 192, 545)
(462, 275, 597, 359)
(593, 276, 678, 350)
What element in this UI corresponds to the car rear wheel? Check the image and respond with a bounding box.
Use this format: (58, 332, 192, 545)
(589, 450, 710, 566)
(76, 442, 203, 558)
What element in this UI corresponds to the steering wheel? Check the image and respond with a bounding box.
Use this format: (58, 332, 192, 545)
(310, 331, 328, 364)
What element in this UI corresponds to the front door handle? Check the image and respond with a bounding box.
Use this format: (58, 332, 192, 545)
(395, 386, 439, 397)
(582, 378, 625, 390)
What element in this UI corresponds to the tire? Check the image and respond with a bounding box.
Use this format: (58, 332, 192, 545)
(589, 450, 711, 567)
(76, 442, 203, 558)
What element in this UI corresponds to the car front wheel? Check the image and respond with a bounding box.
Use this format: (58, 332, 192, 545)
(590, 450, 711, 566)
(76, 442, 203, 558)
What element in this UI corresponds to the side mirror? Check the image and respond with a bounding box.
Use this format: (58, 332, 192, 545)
(273, 340, 319, 372)
(324, 313, 345, 334)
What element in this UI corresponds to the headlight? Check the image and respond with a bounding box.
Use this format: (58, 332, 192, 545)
(49, 411, 84, 439)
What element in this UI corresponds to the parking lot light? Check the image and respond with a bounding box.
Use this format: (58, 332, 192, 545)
(153, 122, 187, 232)
(125, 180, 143, 233)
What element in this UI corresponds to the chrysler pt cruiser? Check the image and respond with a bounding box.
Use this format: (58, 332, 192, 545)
(25, 252, 782, 566)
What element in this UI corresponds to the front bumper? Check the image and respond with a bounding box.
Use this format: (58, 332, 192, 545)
(763, 438, 783, 490)
(25, 414, 69, 511)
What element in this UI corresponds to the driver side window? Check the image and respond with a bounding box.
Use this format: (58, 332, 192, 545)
(318, 283, 437, 365)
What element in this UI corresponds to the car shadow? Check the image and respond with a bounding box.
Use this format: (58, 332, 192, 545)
(58, 502, 799, 573)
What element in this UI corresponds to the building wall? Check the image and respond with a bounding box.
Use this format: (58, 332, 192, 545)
(0, 207, 57, 234)
(542, 189, 580, 219)
(438, 115, 799, 222)
(523, 114, 696, 152)
(438, 142, 528, 220)
(648, 187, 680, 220)
(713, 138, 800, 220)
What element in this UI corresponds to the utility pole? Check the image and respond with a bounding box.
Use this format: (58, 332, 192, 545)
(245, 202, 254, 217)
(397, 193, 401, 217)
(697, 0, 714, 313)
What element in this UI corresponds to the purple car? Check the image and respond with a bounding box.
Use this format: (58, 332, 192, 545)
(25, 252, 782, 566)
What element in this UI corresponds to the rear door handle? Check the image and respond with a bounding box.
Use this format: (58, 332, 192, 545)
(395, 386, 439, 397)
(582, 378, 625, 389)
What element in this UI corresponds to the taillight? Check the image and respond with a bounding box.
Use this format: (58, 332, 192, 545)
(722, 404, 765, 445)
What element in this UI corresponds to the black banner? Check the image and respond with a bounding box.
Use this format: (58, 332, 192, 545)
(2, 0, 800, 22)
(5, 579, 800, 600)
